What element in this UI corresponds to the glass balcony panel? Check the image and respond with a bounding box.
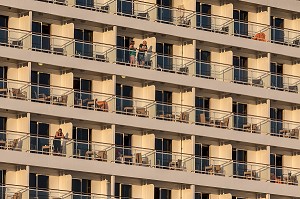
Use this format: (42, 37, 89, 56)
(32, 34, 51, 51)
(196, 14, 211, 30)
(157, 6, 173, 24)
(271, 74, 283, 89)
(76, 0, 94, 8)
(271, 27, 284, 43)
(234, 21, 249, 37)
(75, 41, 93, 58)
(270, 120, 283, 136)
(234, 67, 248, 83)
(156, 54, 173, 71)
(0, 130, 28, 151)
(31, 85, 51, 101)
(195, 157, 209, 172)
(117, 0, 133, 16)
(233, 114, 247, 130)
(196, 62, 211, 77)
(116, 48, 130, 64)
(73, 140, 91, 157)
(116, 97, 133, 112)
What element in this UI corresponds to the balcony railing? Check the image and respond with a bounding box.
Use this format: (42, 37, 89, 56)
(270, 166, 300, 185)
(33, 0, 300, 48)
(1, 80, 300, 140)
(231, 161, 269, 181)
(192, 156, 232, 176)
(1, 131, 300, 185)
(0, 184, 139, 199)
(1, 27, 300, 93)
(0, 130, 29, 151)
(36, 0, 68, 5)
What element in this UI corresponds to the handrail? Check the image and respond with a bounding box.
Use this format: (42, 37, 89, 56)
(1, 78, 300, 125)
(1, 129, 300, 172)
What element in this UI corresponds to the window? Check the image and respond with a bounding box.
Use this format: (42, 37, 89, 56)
(0, 170, 5, 198)
(30, 121, 49, 152)
(115, 183, 132, 198)
(271, 16, 284, 43)
(155, 90, 172, 104)
(196, 50, 211, 77)
(155, 90, 172, 117)
(195, 193, 209, 199)
(0, 170, 5, 184)
(0, 117, 6, 141)
(195, 96, 210, 122)
(116, 84, 133, 112)
(195, 143, 209, 171)
(155, 138, 172, 167)
(233, 56, 248, 83)
(74, 77, 92, 92)
(154, 187, 171, 199)
(233, 102, 247, 129)
(270, 153, 283, 182)
(270, 107, 283, 135)
(32, 21, 51, 50)
(74, 29, 93, 57)
(0, 66, 7, 89)
(73, 77, 92, 107)
(157, 0, 173, 23)
(29, 173, 49, 198)
(31, 71, 50, 100)
(233, 10, 248, 36)
(0, 15, 8, 28)
(156, 43, 173, 70)
(115, 132, 132, 161)
(76, 0, 94, 7)
(196, 3, 211, 29)
(0, 15, 8, 44)
(75, 29, 93, 42)
(232, 148, 247, 177)
(116, 36, 132, 64)
(72, 178, 91, 197)
(270, 63, 283, 89)
(73, 127, 92, 157)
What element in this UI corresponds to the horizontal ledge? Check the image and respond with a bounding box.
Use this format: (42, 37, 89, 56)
(0, 150, 299, 197)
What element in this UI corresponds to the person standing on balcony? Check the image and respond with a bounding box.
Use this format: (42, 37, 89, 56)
(54, 128, 64, 155)
(138, 40, 147, 67)
(129, 40, 136, 66)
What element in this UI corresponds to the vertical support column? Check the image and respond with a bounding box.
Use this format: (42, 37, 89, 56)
(191, 40, 197, 76)
(190, 184, 195, 199)
(112, 75, 117, 113)
(110, 175, 115, 197)
(111, 124, 116, 162)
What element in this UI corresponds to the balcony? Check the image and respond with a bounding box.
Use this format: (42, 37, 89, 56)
(32, 0, 300, 48)
(1, 131, 299, 187)
(0, 184, 136, 199)
(231, 161, 269, 181)
(1, 27, 300, 94)
(270, 166, 300, 185)
(0, 130, 28, 151)
(0, 81, 300, 141)
(36, 0, 68, 5)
